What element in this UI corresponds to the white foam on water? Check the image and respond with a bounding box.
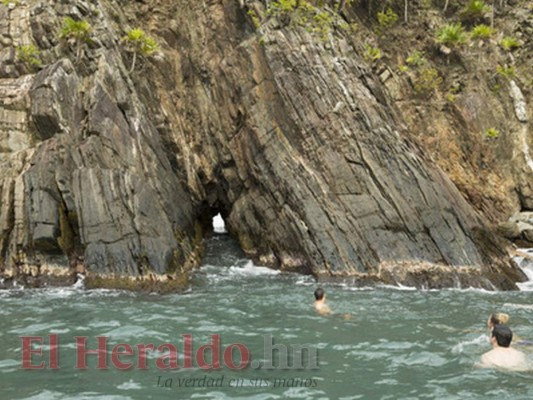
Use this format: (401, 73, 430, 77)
(293, 275, 315, 286)
(201, 260, 281, 283)
(116, 380, 142, 390)
(19, 390, 63, 400)
(8, 322, 67, 335)
(227, 260, 281, 277)
(88, 320, 122, 329)
(514, 248, 533, 291)
(341, 285, 376, 292)
(451, 334, 488, 354)
(282, 386, 326, 398)
(212, 213, 227, 234)
(72, 273, 85, 289)
(0, 358, 19, 373)
(18, 391, 133, 400)
(441, 286, 498, 294)
(191, 392, 281, 400)
(377, 283, 417, 291)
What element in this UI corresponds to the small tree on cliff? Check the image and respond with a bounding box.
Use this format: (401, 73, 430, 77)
(59, 17, 92, 62)
(122, 28, 159, 73)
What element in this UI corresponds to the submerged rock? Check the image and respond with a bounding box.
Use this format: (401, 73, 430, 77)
(0, 0, 528, 290)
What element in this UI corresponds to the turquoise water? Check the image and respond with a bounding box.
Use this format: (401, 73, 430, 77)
(1, 234, 533, 399)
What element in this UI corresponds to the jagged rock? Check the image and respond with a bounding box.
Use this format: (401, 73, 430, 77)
(30, 59, 83, 140)
(497, 221, 522, 239)
(507, 212, 533, 245)
(0, 0, 529, 290)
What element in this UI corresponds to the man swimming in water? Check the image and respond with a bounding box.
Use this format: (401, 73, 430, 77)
(314, 288, 332, 316)
(479, 324, 529, 371)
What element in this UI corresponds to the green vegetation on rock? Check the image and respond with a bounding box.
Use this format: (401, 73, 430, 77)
(471, 24, 494, 39)
(496, 64, 516, 80)
(484, 127, 500, 138)
(406, 50, 427, 67)
(363, 43, 382, 62)
(500, 36, 520, 51)
(460, 0, 489, 20)
(59, 17, 92, 61)
(122, 28, 159, 72)
(413, 67, 443, 94)
(16, 44, 41, 70)
(247, 9, 261, 29)
(265, 0, 340, 40)
(376, 8, 398, 36)
(1, 0, 19, 6)
(436, 23, 467, 47)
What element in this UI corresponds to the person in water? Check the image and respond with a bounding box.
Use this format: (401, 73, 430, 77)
(487, 312, 533, 346)
(479, 324, 529, 371)
(314, 288, 332, 316)
(487, 312, 509, 330)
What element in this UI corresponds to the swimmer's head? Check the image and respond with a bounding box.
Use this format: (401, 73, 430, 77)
(314, 288, 325, 301)
(491, 324, 513, 348)
(488, 312, 509, 328)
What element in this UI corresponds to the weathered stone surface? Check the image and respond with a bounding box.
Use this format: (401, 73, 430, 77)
(0, 0, 529, 289)
(30, 59, 83, 140)
(504, 212, 533, 245)
(0, 1, 200, 287)
(0, 75, 33, 160)
(510, 80, 528, 123)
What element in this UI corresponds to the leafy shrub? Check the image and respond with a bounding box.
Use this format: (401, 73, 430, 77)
(376, 8, 398, 36)
(413, 67, 443, 93)
(122, 28, 159, 72)
(312, 11, 334, 40)
(270, 0, 297, 14)
(485, 128, 500, 138)
(267, 0, 336, 40)
(500, 36, 520, 51)
(461, 0, 489, 19)
(16, 44, 41, 69)
(59, 17, 92, 61)
(60, 17, 91, 42)
(247, 10, 261, 29)
(436, 23, 467, 47)
(399, 64, 409, 73)
(471, 24, 494, 39)
(496, 65, 516, 80)
(363, 44, 382, 62)
(1, 0, 19, 6)
(446, 92, 457, 103)
(406, 50, 427, 67)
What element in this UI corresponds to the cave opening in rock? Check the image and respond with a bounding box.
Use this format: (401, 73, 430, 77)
(196, 200, 227, 236)
(196, 206, 248, 268)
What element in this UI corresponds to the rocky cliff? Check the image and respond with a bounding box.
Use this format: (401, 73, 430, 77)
(0, 0, 529, 290)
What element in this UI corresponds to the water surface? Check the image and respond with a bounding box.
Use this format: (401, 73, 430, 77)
(1, 235, 532, 399)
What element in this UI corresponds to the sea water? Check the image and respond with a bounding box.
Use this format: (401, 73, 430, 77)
(0, 234, 532, 400)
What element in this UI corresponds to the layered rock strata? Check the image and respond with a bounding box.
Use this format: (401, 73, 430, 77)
(0, 0, 527, 290)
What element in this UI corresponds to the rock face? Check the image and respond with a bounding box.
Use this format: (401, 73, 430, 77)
(0, 0, 528, 289)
